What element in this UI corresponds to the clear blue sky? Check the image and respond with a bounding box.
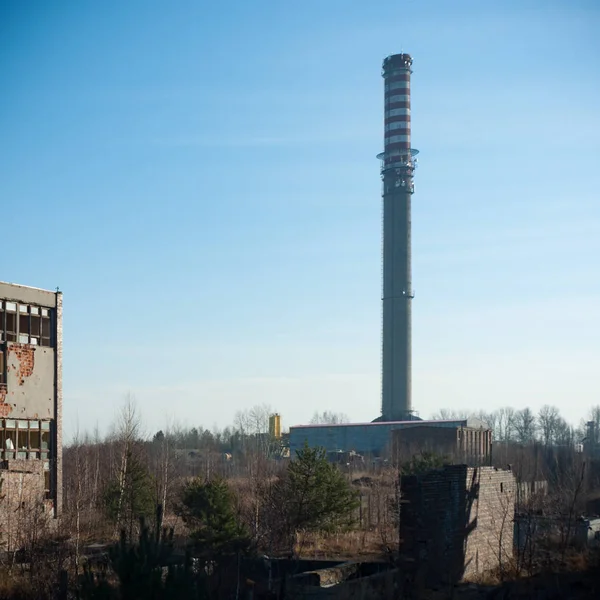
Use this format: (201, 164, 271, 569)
(1, 0, 599, 439)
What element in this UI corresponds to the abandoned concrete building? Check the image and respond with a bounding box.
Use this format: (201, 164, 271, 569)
(0, 281, 62, 547)
(392, 423, 492, 467)
(400, 465, 516, 585)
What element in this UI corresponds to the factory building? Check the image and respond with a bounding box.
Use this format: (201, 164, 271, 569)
(392, 422, 492, 466)
(0, 281, 62, 547)
(290, 418, 491, 460)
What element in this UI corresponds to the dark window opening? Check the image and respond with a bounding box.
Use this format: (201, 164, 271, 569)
(41, 316, 51, 347)
(17, 429, 27, 450)
(19, 314, 29, 335)
(0, 348, 4, 384)
(44, 469, 50, 497)
(30, 430, 40, 450)
(19, 311, 30, 343)
(30, 315, 41, 337)
(6, 312, 16, 342)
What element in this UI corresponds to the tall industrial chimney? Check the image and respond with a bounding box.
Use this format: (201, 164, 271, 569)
(377, 53, 418, 422)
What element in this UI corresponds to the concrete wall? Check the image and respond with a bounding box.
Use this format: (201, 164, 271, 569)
(287, 563, 397, 600)
(400, 465, 516, 584)
(0, 282, 57, 309)
(5, 344, 55, 419)
(392, 426, 492, 466)
(0, 282, 62, 517)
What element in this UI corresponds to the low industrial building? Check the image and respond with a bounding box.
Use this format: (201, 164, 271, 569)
(392, 421, 492, 466)
(289, 418, 491, 460)
(0, 281, 62, 549)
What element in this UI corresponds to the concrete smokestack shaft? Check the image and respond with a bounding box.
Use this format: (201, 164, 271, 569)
(379, 53, 417, 422)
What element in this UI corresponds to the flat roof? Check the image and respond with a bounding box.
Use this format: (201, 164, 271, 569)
(0, 280, 57, 294)
(290, 419, 470, 430)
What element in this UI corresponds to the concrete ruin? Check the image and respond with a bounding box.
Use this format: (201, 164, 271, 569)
(0, 281, 62, 549)
(399, 465, 516, 585)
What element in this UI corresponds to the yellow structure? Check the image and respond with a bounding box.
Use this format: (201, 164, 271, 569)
(269, 413, 282, 439)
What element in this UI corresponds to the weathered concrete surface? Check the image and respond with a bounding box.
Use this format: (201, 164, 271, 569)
(291, 562, 360, 587)
(287, 564, 398, 599)
(0, 282, 57, 308)
(400, 465, 516, 585)
(5, 344, 55, 419)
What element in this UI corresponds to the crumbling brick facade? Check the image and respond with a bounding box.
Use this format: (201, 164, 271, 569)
(399, 465, 516, 584)
(0, 282, 62, 547)
(0, 459, 51, 551)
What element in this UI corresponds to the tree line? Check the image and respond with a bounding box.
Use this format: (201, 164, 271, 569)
(433, 405, 600, 446)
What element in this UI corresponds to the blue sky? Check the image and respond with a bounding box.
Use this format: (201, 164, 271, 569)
(1, 0, 599, 439)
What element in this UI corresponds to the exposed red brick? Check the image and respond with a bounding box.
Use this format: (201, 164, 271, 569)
(7, 344, 35, 386)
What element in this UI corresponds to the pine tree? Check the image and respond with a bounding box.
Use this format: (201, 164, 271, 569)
(102, 452, 155, 539)
(177, 476, 250, 559)
(273, 444, 359, 554)
(79, 506, 207, 600)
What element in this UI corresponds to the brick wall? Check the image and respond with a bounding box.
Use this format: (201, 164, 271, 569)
(0, 459, 51, 550)
(399, 465, 515, 584)
(55, 291, 63, 515)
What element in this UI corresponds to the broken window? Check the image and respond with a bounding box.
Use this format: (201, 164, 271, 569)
(19, 308, 30, 342)
(30, 429, 41, 456)
(17, 428, 28, 450)
(0, 302, 53, 346)
(41, 313, 51, 347)
(30, 313, 41, 345)
(6, 308, 16, 343)
(4, 421, 16, 459)
(44, 463, 50, 497)
(0, 419, 51, 461)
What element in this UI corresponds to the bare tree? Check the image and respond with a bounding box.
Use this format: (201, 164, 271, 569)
(513, 408, 537, 444)
(538, 405, 560, 446)
(112, 394, 144, 537)
(310, 410, 350, 424)
(149, 421, 178, 528)
(69, 424, 87, 574)
(496, 407, 516, 442)
(554, 418, 574, 446)
(430, 409, 469, 421)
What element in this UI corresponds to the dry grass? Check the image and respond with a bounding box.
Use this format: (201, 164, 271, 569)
(296, 530, 393, 560)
